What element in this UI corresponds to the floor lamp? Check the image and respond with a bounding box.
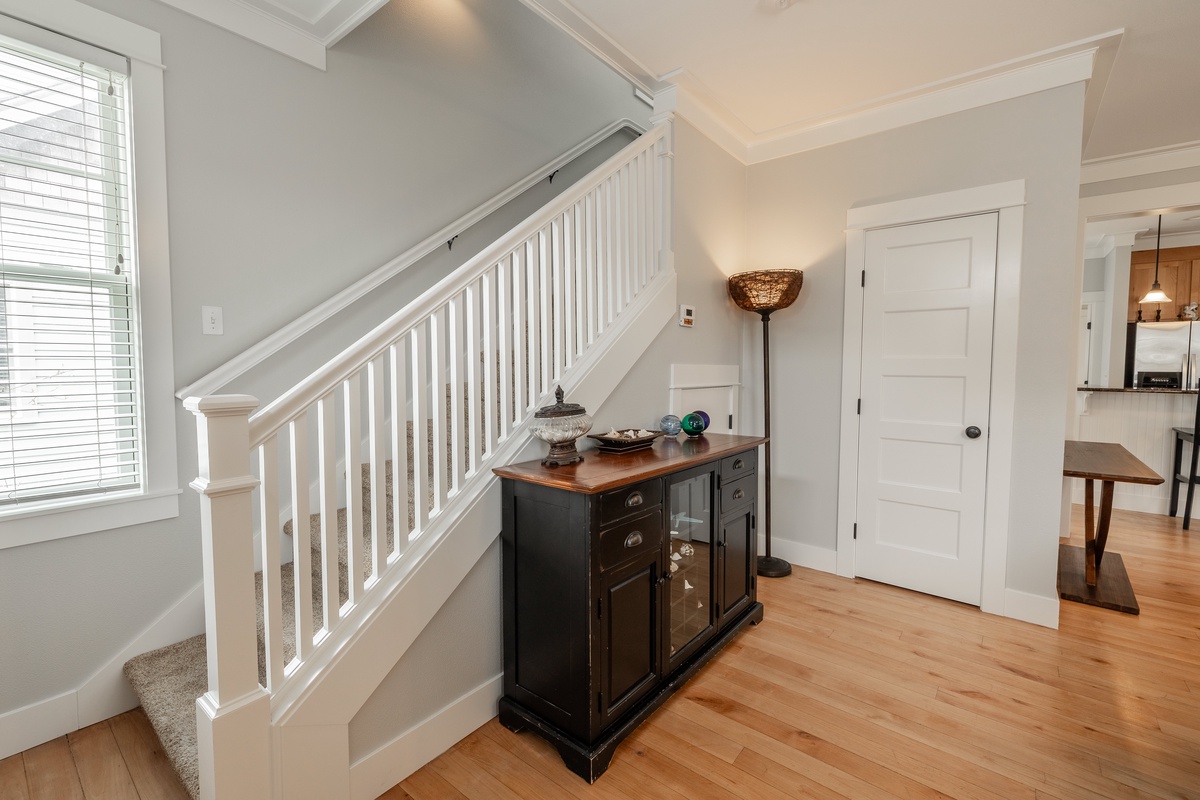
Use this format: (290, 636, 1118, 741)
(727, 269, 804, 578)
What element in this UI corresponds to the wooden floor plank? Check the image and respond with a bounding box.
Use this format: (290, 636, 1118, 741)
(108, 709, 191, 800)
(0, 753, 30, 800)
(22, 738, 84, 800)
(66, 721, 140, 800)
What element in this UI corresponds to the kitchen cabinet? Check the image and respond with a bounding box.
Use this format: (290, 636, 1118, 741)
(1127, 246, 1200, 322)
(494, 434, 766, 782)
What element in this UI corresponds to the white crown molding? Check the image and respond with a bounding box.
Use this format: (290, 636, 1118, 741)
(656, 32, 1116, 166)
(153, 0, 327, 69)
(1081, 140, 1200, 185)
(748, 48, 1098, 164)
(1086, 230, 1139, 258)
(1132, 231, 1200, 251)
(514, 0, 665, 97)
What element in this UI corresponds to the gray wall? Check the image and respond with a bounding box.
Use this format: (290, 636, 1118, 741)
(1083, 257, 1107, 293)
(350, 539, 502, 761)
(0, 0, 646, 718)
(742, 84, 1086, 601)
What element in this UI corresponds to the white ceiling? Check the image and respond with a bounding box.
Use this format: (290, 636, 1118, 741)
(159, 0, 1200, 165)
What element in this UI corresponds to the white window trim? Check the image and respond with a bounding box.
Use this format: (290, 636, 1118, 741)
(0, 0, 178, 549)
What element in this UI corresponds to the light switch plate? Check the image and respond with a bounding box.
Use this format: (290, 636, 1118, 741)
(202, 306, 223, 335)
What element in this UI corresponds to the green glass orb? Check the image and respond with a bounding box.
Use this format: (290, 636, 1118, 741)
(681, 412, 707, 437)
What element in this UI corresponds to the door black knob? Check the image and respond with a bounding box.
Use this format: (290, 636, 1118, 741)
(965, 426, 982, 439)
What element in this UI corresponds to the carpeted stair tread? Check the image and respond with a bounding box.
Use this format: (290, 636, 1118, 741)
(123, 635, 207, 800)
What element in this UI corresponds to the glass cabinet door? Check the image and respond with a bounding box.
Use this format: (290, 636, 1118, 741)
(666, 468, 715, 664)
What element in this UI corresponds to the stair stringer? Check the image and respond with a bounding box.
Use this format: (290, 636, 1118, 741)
(270, 266, 677, 799)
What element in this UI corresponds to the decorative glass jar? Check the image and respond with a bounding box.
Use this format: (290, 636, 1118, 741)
(530, 386, 593, 466)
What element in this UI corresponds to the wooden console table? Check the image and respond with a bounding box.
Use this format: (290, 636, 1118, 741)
(1060, 440, 1162, 614)
(494, 434, 766, 781)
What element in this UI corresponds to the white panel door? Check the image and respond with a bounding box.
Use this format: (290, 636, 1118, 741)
(857, 213, 997, 605)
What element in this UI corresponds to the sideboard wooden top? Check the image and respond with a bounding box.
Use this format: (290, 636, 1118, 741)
(494, 433, 767, 493)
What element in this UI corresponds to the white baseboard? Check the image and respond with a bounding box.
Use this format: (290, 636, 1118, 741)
(1002, 587, 1059, 629)
(1071, 486, 1170, 516)
(349, 675, 502, 800)
(0, 581, 205, 760)
(0, 692, 77, 760)
(760, 535, 837, 574)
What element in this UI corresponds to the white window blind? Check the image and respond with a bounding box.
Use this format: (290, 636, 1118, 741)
(0, 34, 141, 509)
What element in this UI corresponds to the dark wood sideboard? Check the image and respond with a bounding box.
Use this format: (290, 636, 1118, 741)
(493, 433, 767, 782)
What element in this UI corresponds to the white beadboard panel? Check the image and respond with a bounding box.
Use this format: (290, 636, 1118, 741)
(1073, 391, 1197, 514)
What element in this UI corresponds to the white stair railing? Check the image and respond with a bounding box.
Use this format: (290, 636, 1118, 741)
(185, 120, 673, 799)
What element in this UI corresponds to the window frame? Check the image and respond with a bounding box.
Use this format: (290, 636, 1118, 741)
(0, 0, 178, 549)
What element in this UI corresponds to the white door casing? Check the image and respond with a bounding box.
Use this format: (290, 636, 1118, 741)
(855, 214, 997, 606)
(837, 180, 1028, 623)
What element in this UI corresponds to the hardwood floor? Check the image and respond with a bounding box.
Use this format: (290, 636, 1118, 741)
(0, 708, 188, 799)
(5, 505, 1197, 799)
(389, 505, 1200, 800)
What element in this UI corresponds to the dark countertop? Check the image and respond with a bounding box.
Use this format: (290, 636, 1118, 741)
(1077, 387, 1198, 394)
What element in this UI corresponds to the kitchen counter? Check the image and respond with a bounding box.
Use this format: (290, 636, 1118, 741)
(1077, 387, 1198, 394)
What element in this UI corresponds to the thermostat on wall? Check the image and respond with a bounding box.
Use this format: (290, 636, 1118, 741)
(678, 304, 695, 328)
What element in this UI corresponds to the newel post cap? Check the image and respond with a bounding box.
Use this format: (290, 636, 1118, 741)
(184, 394, 260, 417)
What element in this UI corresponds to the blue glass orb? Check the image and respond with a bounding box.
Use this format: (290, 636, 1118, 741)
(691, 410, 710, 429)
(681, 412, 708, 437)
(659, 414, 682, 436)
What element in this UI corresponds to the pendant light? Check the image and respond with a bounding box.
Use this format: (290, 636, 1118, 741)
(1139, 215, 1171, 305)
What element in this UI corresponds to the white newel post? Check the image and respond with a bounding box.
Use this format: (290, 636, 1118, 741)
(185, 395, 273, 800)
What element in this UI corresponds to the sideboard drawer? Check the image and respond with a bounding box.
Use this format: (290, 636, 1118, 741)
(598, 510, 663, 572)
(598, 479, 662, 525)
(720, 450, 756, 481)
(721, 474, 755, 511)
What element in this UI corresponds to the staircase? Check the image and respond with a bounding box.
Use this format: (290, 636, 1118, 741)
(126, 119, 677, 800)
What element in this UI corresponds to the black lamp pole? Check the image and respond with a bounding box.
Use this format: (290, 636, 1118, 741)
(727, 268, 803, 579)
(757, 309, 790, 577)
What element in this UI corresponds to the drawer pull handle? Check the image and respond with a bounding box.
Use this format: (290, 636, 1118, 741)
(625, 491, 644, 508)
(624, 531, 643, 549)
(733, 458, 744, 470)
(732, 488, 745, 500)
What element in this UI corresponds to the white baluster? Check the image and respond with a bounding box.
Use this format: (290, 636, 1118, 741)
(367, 354, 388, 580)
(511, 248, 525, 423)
(429, 308, 447, 512)
(258, 437, 284, 692)
(344, 372, 364, 604)
(497, 257, 512, 439)
(552, 218, 565, 379)
(317, 392, 339, 633)
(603, 178, 616, 328)
(389, 342, 411, 553)
(464, 280, 481, 473)
(448, 294, 465, 491)
(410, 325, 430, 535)
(289, 414, 315, 661)
(525, 240, 541, 409)
(482, 265, 499, 454)
(584, 191, 597, 347)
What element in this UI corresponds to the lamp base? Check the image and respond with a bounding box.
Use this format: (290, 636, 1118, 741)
(757, 555, 792, 578)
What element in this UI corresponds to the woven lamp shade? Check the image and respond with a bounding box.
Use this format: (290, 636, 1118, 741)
(728, 269, 804, 314)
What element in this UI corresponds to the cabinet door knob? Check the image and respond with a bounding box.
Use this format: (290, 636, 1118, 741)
(965, 426, 982, 439)
(733, 458, 744, 470)
(663, 570, 674, 581)
(625, 491, 644, 507)
(624, 531, 643, 549)
(732, 488, 745, 500)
